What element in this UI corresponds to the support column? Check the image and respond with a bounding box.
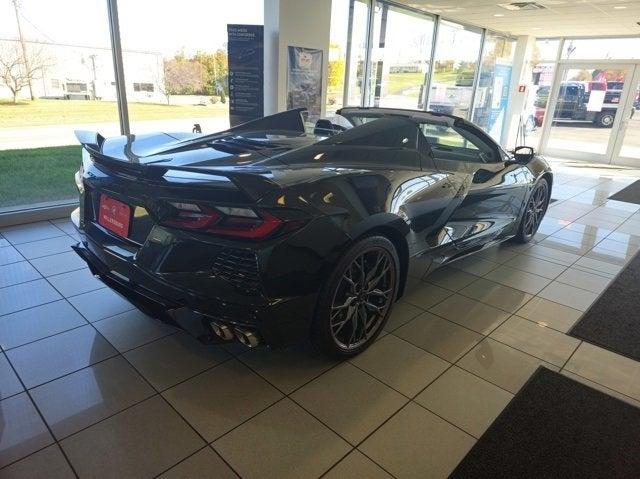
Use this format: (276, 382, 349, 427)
(107, 0, 130, 135)
(503, 35, 535, 149)
(263, 0, 332, 116)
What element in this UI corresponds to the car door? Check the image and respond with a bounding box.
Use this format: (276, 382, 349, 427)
(417, 119, 533, 252)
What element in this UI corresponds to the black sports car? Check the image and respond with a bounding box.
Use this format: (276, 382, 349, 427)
(71, 107, 552, 358)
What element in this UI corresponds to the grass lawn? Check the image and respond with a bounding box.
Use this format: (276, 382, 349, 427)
(387, 72, 425, 96)
(0, 145, 81, 208)
(384, 71, 463, 96)
(0, 99, 228, 129)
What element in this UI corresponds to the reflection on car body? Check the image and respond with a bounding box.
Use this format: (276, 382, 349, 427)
(71, 107, 552, 357)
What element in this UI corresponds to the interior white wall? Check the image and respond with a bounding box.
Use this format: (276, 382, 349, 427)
(263, 0, 332, 116)
(503, 35, 536, 150)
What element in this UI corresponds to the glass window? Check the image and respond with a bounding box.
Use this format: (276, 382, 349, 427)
(118, 0, 263, 134)
(472, 34, 515, 141)
(133, 82, 155, 93)
(562, 38, 640, 60)
(418, 121, 496, 163)
(533, 39, 560, 61)
(523, 39, 562, 149)
(348, 0, 370, 108)
(429, 20, 482, 119)
(0, 0, 118, 212)
(420, 123, 477, 149)
(327, 0, 368, 114)
(524, 60, 557, 149)
(366, 3, 434, 109)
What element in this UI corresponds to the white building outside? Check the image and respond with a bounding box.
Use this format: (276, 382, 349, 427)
(0, 39, 164, 103)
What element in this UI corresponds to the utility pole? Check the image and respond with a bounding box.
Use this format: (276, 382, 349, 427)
(88, 54, 98, 100)
(12, 0, 34, 100)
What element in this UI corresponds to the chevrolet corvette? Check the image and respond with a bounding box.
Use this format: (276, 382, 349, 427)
(71, 107, 552, 358)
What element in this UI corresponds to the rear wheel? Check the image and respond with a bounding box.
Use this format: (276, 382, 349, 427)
(514, 178, 549, 243)
(312, 236, 399, 358)
(595, 112, 615, 128)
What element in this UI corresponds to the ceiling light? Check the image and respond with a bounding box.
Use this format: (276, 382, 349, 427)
(532, 27, 542, 30)
(494, 13, 505, 16)
(614, 5, 627, 9)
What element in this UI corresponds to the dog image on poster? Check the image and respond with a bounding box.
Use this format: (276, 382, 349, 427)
(287, 46, 323, 120)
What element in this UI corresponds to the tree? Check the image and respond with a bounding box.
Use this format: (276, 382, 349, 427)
(327, 58, 345, 88)
(193, 49, 228, 96)
(0, 42, 49, 103)
(163, 56, 204, 103)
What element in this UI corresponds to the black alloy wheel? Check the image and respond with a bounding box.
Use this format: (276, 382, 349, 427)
(515, 178, 549, 243)
(312, 236, 399, 358)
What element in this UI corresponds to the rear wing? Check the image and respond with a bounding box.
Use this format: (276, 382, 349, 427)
(75, 130, 106, 152)
(74, 131, 281, 201)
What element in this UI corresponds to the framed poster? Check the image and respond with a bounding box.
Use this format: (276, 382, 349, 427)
(227, 24, 264, 126)
(287, 46, 323, 120)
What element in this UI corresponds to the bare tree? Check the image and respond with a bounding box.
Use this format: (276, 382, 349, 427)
(0, 42, 50, 103)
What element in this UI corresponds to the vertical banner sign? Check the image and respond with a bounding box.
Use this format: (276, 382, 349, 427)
(227, 24, 264, 126)
(287, 46, 323, 120)
(488, 63, 513, 140)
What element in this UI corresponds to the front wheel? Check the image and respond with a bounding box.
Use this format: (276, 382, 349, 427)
(311, 235, 399, 358)
(514, 178, 549, 243)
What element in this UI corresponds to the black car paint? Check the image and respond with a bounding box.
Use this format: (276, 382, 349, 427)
(71, 108, 551, 348)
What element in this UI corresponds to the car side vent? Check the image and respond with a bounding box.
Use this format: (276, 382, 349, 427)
(498, 2, 546, 11)
(212, 248, 261, 294)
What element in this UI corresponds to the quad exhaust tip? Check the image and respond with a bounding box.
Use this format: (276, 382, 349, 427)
(234, 327, 260, 348)
(210, 321, 260, 347)
(209, 321, 235, 341)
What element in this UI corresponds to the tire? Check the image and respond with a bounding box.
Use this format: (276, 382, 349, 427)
(595, 112, 615, 128)
(311, 235, 400, 358)
(514, 178, 550, 244)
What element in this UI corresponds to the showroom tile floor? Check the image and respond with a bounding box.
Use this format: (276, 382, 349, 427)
(2, 163, 640, 478)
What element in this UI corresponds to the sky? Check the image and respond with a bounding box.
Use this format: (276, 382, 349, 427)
(0, 0, 263, 56)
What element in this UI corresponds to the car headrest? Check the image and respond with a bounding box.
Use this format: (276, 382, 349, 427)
(314, 119, 335, 136)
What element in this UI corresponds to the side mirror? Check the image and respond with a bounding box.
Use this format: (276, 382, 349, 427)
(513, 146, 535, 164)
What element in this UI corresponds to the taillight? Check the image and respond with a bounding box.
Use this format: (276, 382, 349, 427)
(162, 205, 221, 230)
(161, 203, 305, 240)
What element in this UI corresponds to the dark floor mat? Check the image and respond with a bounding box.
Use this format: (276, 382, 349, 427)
(450, 368, 640, 479)
(569, 251, 640, 361)
(609, 179, 640, 204)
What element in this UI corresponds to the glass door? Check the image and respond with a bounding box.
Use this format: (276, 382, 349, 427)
(540, 63, 632, 162)
(612, 65, 640, 167)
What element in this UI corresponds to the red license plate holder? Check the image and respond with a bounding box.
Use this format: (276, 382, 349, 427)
(98, 194, 131, 238)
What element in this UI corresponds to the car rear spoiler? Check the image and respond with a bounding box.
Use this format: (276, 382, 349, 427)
(74, 133, 281, 202)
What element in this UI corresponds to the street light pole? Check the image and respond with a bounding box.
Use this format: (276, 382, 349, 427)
(11, 0, 34, 100)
